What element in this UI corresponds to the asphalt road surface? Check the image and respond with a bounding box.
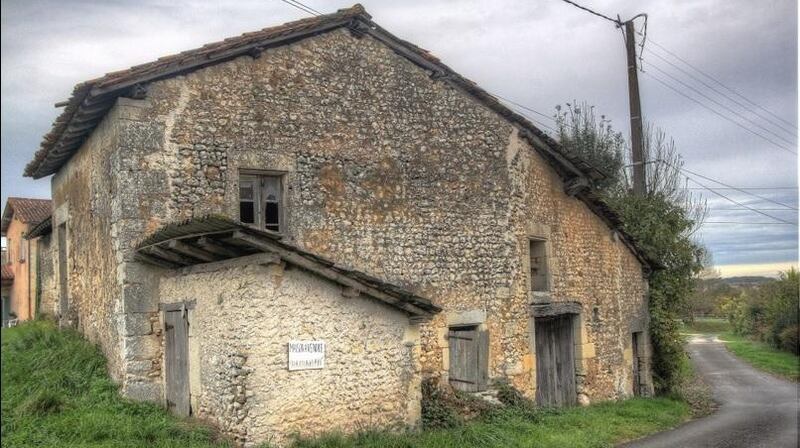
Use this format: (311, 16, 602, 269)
(623, 334, 798, 448)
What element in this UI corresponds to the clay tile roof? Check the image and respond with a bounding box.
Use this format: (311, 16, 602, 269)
(2, 198, 52, 234)
(1, 265, 13, 282)
(24, 4, 369, 179)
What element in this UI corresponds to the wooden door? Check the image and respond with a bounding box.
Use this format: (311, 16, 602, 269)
(57, 223, 68, 316)
(164, 310, 190, 416)
(632, 332, 642, 396)
(535, 315, 577, 407)
(448, 327, 489, 392)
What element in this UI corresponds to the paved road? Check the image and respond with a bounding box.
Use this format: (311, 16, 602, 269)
(624, 334, 798, 448)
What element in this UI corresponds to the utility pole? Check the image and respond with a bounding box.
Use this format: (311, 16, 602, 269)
(623, 19, 647, 196)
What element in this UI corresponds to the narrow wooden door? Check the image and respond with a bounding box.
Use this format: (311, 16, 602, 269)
(448, 327, 489, 392)
(632, 332, 642, 396)
(535, 315, 577, 407)
(57, 223, 68, 316)
(164, 310, 190, 416)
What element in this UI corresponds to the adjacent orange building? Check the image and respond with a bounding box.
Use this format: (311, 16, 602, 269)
(1, 197, 52, 325)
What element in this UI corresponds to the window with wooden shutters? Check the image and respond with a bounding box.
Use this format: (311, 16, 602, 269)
(448, 326, 489, 392)
(239, 173, 284, 232)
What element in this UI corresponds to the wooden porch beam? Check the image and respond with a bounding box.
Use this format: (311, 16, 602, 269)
(196, 236, 242, 258)
(167, 240, 219, 263)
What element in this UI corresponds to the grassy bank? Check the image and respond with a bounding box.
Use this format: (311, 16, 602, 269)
(291, 398, 689, 448)
(2, 321, 690, 448)
(718, 332, 800, 382)
(1, 320, 229, 448)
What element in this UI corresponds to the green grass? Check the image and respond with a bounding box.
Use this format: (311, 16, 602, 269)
(680, 318, 731, 335)
(718, 332, 800, 382)
(2, 320, 690, 448)
(1, 320, 230, 448)
(290, 399, 689, 448)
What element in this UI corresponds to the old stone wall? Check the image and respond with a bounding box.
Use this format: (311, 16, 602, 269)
(50, 102, 168, 390)
(123, 28, 648, 400)
(52, 24, 650, 413)
(34, 234, 58, 318)
(158, 263, 421, 446)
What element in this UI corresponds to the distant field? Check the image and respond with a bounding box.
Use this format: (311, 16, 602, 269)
(681, 318, 731, 334)
(718, 332, 800, 382)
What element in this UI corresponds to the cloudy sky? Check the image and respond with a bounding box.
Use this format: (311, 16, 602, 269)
(2, 0, 797, 276)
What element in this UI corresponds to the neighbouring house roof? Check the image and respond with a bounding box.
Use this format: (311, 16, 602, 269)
(25, 215, 53, 240)
(134, 216, 441, 319)
(1, 265, 13, 284)
(23, 4, 657, 271)
(1, 198, 53, 234)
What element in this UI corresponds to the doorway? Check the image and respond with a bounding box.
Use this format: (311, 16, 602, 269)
(632, 331, 644, 396)
(164, 309, 190, 416)
(535, 314, 577, 406)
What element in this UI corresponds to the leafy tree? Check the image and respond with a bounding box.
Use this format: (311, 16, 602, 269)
(722, 269, 799, 354)
(555, 102, 707, 393)
(555, 101, 625, 192)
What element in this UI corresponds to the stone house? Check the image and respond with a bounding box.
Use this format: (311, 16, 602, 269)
(1, 197, 53, 325)
(23, 4, 655, 445)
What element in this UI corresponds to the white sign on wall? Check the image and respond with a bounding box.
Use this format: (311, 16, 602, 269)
(288, 340, 326, 371)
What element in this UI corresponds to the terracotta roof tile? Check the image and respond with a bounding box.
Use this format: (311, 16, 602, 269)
(2, 197, 52, 233)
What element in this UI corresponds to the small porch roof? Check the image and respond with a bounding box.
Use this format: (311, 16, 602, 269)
(134, 216, 440, 318)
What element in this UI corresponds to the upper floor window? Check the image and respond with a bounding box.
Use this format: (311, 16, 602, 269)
(530, 239, 549, 292)
(239, 173, 283, 232)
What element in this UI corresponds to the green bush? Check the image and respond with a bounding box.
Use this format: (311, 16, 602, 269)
(420, 380, 464, 429)
(721, 269, 799, 355)
(778, 325, 799, 355)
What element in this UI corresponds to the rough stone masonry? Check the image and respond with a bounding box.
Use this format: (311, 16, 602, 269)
(31, 4, 654, 445)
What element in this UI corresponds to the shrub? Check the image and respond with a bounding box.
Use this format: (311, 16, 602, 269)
(420, 380, 463, 429)
(722, 269, 799, 355)
(493, 380, 540, 421)
(778, 325, 799, 355)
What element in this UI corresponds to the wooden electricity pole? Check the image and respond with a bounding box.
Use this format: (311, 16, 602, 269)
(624, 19, 647, 196)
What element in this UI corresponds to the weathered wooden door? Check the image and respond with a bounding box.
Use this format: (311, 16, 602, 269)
(164, 310, 190, 416)
(535, 315, 577, 407)
(448, 326, 489, 392)
(57, 223, 68, 316)
(632, 332, 642, 396)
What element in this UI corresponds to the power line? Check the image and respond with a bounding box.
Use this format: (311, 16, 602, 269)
(642, 71, 797, 155)
(677, 164, 798, 210)
(643, 48, 797, 138)
(702, 221, 797, 225)
(712, 208, 797, 211)
(644, 61, 796, 147)
(686, 187, 797, 191)
(642, 36, 797, 130)
(557, 0, 620, 24)
(683, 176, 796, 224)
(277, 2, 560, 137)
(279, 0, 320, 17)
(490, 93, 556, 122)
